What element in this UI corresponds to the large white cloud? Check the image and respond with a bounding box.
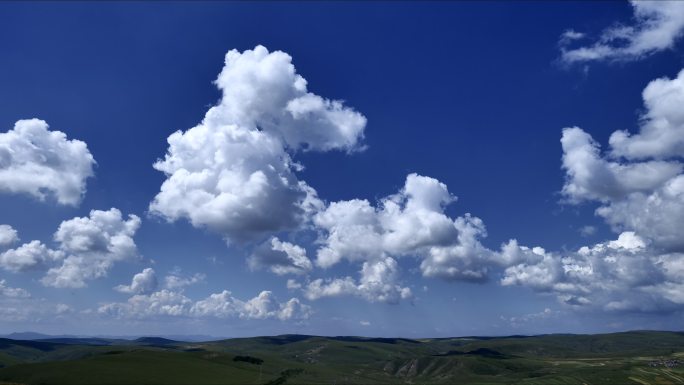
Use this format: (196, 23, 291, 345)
(560, 1, 684, 64)
(502, 232, 684, 312)
(561, 70, 684, 253)
(514, 68, 684, 312)
(314, 174, 460, 267)
(150, 45, 364, 243)
(248, 237, 312, 275)
(99, 288, 311, 321)
(313, 173, 495, 282)
(297, 173, 510, 303)
(0, 119, 95, 205)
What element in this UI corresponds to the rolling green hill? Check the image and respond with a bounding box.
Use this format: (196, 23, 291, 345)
(0, 331, 682, 384)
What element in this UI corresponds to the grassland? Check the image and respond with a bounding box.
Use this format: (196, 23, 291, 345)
(0, 331, 682, 384)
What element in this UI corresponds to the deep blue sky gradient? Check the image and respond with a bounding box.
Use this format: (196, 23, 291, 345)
(1, 1, 683, 336)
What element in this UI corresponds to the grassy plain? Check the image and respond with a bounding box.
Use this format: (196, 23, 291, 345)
(0, 331, 682, 384)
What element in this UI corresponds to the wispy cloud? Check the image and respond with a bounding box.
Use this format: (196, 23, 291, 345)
(560, 1, 684, 64)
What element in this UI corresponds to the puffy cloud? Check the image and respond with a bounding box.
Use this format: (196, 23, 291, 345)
(0, 225, 18, 246)
(560, 1, 684, 63)
(502, 232, 684, 312)
(303, 257, 412, 304)
(42, 208, 141, 288)
(545, 68, 684, 313)
(212, 47, 366, 152)
(100, 288, 310, 321)
(560, 126, 681, 203)
(610, 69, 684, 160)
(150, 45, 364, 243)
(248, 237, 312, 275)
(115, 268, 158, 295)
(314, 174, 466, 268)
(419, 215, 494, 282)
(0, 208, 141, 288)
(0, 119, 95, 205)
(0, 279, 30, 298)
(313, 173, 495, 283)
(0, 240, 63, 273)
(163, 271, 205, 290)
(561, 70, 684, 254)
(240, 291, 311, 320)
(595, 175, 684, 251)
(302, 173, 510, 303)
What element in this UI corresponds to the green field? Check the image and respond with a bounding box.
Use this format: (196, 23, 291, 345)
(0, 331, 682, 384)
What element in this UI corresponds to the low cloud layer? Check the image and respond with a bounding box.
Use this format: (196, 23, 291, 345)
(101, 287, 311, 321)
(502, 232, 684, 312)
(0, 279, 30, 299)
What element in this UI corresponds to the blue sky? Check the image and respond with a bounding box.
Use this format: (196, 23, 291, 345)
(1, 1, 684, 338)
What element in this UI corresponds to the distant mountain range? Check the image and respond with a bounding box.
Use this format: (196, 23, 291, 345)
(0, 331, 221, 342)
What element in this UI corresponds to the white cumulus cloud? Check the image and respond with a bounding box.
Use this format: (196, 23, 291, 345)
(303, 257, 412, 304)
(0, 208, 141, 288)
(150, 45, 364, 243)
(115, 268, 158, 295)
(609, 69, 684, 159)
(521, 68, 684, 312)
(561, 70, 684, 253)
(42, 208, 141, 288)
(248, 237, 312, 275)
(502, 232, 684, 312)
(0, 240, 63, 273)
(313, 173, 495, 283)
(0, 119, 95, 205)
